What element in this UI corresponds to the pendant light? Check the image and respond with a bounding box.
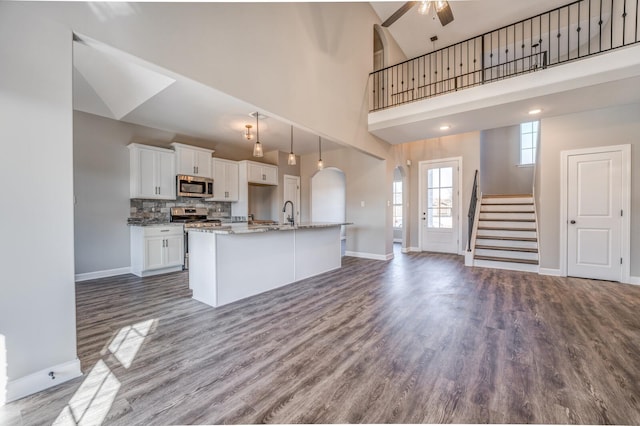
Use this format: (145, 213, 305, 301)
(288, 125, 297, 166)
(252, 111, 263, 158)
(317, 136, 324, 171)
(244, 124, 253, 140)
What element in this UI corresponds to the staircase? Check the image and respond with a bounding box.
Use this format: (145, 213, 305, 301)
(472, 194, 539, 272)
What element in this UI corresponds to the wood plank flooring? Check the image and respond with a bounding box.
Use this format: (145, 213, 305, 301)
(5, 249, 640, 425)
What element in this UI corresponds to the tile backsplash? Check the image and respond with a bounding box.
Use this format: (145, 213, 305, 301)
(130, 197, 232, 221)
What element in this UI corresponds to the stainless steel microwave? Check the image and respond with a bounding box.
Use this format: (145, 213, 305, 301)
(177, 175, 213, 198)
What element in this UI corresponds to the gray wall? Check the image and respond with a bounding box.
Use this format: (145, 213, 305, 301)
(537, 102, 640, 275)
(403, 132, 482, 252)
(300, 147, 389, 257)
(480, 125, 534, 195)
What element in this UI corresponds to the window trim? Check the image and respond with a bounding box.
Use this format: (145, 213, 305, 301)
(519, 120, 539, 166)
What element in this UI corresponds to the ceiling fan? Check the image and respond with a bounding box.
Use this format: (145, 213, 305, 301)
(382, 1, 454, 28)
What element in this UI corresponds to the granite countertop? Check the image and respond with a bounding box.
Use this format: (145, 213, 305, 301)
(127, 219, 182, 227)
(187, 222, 351, 235)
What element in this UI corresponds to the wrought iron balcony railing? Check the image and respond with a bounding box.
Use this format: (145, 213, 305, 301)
(369, 0, 640, 112)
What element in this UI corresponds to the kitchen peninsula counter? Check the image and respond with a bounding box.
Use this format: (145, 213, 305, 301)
(188, 222, 348, 307)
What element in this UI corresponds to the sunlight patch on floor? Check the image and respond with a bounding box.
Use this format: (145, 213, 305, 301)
(52, 360, 120, 426)
(107, 319, 155, 369)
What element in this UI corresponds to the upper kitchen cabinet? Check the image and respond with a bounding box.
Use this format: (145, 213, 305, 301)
(128, 143, 176, 200)
(171, 142, 214, 178)
(210, 158, 239, 202)
(244, 161, 278, 185)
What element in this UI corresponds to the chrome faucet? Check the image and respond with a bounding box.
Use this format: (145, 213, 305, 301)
(282, 200, 295, 226)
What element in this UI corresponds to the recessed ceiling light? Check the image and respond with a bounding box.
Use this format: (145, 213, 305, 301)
(440, 125, 450, 131)
(528, 108, 542, 115)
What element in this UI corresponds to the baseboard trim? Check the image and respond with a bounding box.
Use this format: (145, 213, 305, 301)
(627, 276, 640, 285)
(7, 358, 82, 403)
(408, 246, 421, 253)
(75, 267, 131, 282)
(539, 268, 563, 276)
(345, 251, 393, 261)
(401, 247, 410, 254)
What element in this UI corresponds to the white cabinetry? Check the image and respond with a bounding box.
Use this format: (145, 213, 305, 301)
(246, 161, 278, 185)
(171, 142, 213, 178)
(130, 225, 184, 277)
(210, 158, 239, 201)
(128, 143, 176, 200)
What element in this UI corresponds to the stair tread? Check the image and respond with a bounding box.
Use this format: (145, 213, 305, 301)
(474, 255, 539, 265)
(479, 218, 536, 222)
(477, 227, 536, 231)
(480, 210, 535, 213)
(481, 202, 534, 206)
(476, 236, 538, 242)
(483, 194, 533, 198)
(475, 245, 538, 253)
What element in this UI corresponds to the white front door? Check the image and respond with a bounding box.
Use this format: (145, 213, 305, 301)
(567, 150, 623, 281)
(419, 159, 460, 254)
(283, 175, 300, 224)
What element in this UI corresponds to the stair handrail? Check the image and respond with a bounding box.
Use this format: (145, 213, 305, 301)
(467, 170, 479, 252)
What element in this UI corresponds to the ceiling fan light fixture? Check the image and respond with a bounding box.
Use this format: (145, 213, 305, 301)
(417, 1, 431, 15)
(435, 1, 454, 26)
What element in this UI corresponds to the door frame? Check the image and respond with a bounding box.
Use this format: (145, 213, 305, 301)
(560, 144, 631, 282)
(418, 157, 463, 255)
(283, 174, 301, 225)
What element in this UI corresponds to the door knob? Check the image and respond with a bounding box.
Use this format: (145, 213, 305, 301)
(570, 220, 576, 224)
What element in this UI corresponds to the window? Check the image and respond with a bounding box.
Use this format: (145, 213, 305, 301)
(393, 180, 403, 228)
(520, 121, 539, 165)
(427, 167, 453, 229)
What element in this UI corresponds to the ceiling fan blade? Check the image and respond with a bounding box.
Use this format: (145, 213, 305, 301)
(381, 1, 417, 27)
(436, 1, 454, 26)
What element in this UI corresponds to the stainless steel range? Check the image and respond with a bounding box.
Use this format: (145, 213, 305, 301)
(170, 207, 222, 269)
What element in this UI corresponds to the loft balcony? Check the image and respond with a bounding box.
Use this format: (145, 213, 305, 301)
(369, 0, 640, 144)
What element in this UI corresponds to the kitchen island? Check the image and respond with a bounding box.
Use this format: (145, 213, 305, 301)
(188, 223, 346, 307)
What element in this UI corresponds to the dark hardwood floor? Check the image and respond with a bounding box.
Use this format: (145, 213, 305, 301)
(5, 250, 640, 425)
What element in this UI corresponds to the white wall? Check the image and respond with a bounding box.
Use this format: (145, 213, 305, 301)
(0, 4, 79, 400)
(537, 103, 640, 275)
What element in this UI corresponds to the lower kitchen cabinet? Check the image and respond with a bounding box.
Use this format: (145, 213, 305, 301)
(130, 225, 184, 277)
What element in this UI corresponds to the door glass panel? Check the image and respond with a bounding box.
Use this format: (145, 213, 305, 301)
(427, 167, 453, 229)
(440, 167, 453, 188)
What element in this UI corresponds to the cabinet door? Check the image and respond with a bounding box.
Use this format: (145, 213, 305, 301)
(211, 159, 226, 200)
(157, 151, 176, 199)
(248, 163, 264, 183)
(144, 237, 165, 270)
(225, 162, 239, 201)
(194, 150, 212, 178)
(137, 148, 158, 198)
(164, 234, 184, 267)
(263, 165, 278, 185)
(176, 149, 196, 176)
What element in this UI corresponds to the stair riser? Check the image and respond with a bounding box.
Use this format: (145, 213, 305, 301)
(478, 221, 536, 229)
(480, 204, 534, 212)
(476, 230, 537, 239)
(473, 259, 539, 273)
(479, 212, 535, 220)
(475, 249, 539, 260)
(474, 238, 538, 249)
(482, 197, 533, 205)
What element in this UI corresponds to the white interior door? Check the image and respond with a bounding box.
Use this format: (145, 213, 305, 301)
(567, 150, 623, 281)
(420, 159, 460, 254)
(283, 175, 300, 224)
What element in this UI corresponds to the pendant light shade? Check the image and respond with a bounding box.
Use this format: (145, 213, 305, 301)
(288, 125, 297, 166)
(252, 111, 263, 158)
(317, 136, 324, 171)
